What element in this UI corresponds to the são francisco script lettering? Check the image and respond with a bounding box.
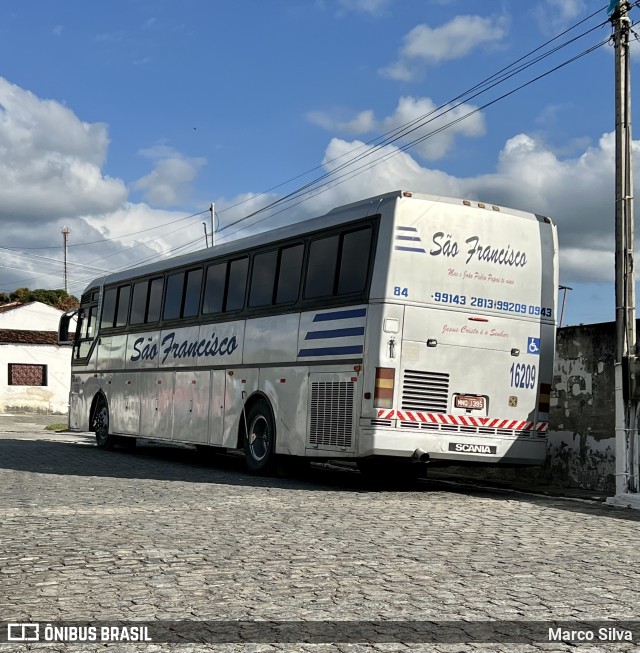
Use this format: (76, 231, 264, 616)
(131, 331, 239, 364)
(430, 232, 527, 268)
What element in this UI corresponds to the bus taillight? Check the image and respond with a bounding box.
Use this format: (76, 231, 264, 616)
(374, 367, 395, 409)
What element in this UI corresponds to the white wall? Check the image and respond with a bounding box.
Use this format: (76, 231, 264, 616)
(0, 302, 63, 331)
(0, 343, 71, 414)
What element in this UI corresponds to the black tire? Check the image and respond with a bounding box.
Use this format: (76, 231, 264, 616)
(243, 399, 277, 475)
(93, 397, 117, 451)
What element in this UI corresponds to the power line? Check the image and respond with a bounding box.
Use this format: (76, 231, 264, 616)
(213, 4, 610, 226)
(217, 37, 611, 242)
(215, 13, 611, 239)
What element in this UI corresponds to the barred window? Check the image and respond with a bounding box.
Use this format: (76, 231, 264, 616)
(8, 364, 48, 386)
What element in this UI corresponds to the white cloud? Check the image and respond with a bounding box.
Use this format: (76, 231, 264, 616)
(308, 95, 485, 160)
(336, 0, 393, 16)
(227, 130, 624, 286)
(533, 0, 587, 35)
(381, 15, 509, 81)
(0, 77, 208, 296)
(0, 77, 127, 221)
(0, 74, 625, 303)
(132, 147, 206, 207)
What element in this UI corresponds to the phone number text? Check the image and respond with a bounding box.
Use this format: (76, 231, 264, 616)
(433, 292, 553, 317)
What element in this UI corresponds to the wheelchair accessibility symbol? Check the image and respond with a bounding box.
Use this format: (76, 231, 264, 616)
(527, 337, 541, 355)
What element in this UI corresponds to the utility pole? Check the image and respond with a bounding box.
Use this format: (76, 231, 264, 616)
(61, 226, 70, 293)
(610, 0, 640, 507)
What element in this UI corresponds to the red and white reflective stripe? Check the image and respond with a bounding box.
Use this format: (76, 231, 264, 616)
(376, 410, 548, 432)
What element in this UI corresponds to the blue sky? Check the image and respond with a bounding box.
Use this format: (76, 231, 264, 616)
(0, 0, 634, 325)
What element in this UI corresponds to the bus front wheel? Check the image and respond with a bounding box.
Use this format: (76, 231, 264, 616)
(94, 398, 116, 451)
(243, 400, 276, 475)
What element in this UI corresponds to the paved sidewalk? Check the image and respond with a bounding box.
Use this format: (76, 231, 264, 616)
(0, 420, 639, 652)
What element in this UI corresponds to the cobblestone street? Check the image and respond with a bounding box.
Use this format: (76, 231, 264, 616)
(0, 416, 639, 652)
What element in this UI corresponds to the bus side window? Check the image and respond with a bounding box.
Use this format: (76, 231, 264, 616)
(225, 257, 249, 312)
(337, 226, 372, 295)
(147, 277, 163, 323)
(203, 263, 225, 314)
(183, 268, 203, 318)
(115, 285, 131, 327)
(163, 272, 185, 321)
(101, 285, 130, 329)
(249, 250, 278, 307)
(275, 244, 303, 304)
(101, 288, 117, 330)
(304, 235, 339, 299)
(84, 307, 95, 339)
(130, 281, 148, 325)
(77, 305, 96, 359)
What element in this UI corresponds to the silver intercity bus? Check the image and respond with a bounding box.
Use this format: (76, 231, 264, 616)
(59, 191, 558, 474)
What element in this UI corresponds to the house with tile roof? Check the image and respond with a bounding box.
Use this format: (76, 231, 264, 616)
(0, 302, 71, 414)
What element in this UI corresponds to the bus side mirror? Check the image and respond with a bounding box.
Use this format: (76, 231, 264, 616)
(58, 309, 79, 345)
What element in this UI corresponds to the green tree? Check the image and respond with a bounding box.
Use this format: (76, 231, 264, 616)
(6, 287, 79, 310)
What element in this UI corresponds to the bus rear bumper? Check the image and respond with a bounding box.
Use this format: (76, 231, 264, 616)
(358, 427, 548, 466)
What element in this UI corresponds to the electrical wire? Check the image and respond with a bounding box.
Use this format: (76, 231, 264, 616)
(215, 16, 611, 238)
(217, 36, 612, 242)
(212, 3, 611, 224)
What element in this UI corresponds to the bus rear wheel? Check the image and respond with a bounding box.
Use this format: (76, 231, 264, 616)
(93, 397, 117, 451)
(243, 400, 276, 475)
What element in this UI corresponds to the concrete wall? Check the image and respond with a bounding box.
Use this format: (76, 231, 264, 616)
(547, 322, 616, 492)
(442, 322, 618, 493)
(0, 343, 71, 414)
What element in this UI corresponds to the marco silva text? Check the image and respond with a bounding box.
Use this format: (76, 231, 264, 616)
(549, 627, 633, 643)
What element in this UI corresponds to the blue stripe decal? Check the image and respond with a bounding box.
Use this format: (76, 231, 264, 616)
(313, 308, 367, 322)
(305, 327, 365, 340)
(394, 246, 427, 253)
(298, 345, 364, 357)
(396, 226, 418, 231)
(396, 235, 422, 241)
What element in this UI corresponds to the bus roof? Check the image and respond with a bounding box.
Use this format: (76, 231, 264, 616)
(85, 190, 553, 290)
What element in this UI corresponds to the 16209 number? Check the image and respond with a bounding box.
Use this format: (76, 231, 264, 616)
(510, 363, 536, 389)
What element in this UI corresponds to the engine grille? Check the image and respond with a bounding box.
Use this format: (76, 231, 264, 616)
(309, 381, 354, 449)
(401, 370, 449, 413)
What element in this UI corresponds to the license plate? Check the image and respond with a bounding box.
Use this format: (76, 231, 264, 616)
(454, 395, 485, 410)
